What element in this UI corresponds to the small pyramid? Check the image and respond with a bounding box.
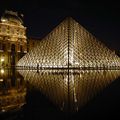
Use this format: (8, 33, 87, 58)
(17, 17, 120, 69)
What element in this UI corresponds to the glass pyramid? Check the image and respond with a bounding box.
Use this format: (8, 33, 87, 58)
(17, 17, 120, 69)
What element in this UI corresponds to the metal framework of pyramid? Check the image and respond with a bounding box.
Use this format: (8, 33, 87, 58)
(17, 17, 120, 69)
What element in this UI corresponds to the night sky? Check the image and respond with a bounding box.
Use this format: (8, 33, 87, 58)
(0, 0, 120, 51)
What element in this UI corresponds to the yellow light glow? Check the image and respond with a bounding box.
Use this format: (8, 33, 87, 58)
(0, 79, 3, 82)
(1, 19, 6, 22)
(2, 109, 5, 112)
(1, 69, 4, 74)
(1, 58, 4, 62)
(37, 60, 39, 63)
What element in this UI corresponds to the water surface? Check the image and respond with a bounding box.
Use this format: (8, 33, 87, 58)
(0, 68, 120, 119)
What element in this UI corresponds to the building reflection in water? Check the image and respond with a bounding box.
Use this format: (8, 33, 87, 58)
(18, 69, 120, 112)
(0, 68, 26, 113)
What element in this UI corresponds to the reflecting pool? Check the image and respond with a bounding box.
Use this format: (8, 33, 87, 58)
(0, 68, 26, 113)
(0, 68, 120, 119)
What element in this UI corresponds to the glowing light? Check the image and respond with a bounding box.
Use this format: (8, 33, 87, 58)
(64, 76, 68, 85)
(1, 19, 6, 22)
(75, 62, 79, 65)
(2, 109, 5, 112)
(0, 79, 3, 82)
(79, 74, 82, 78)
(37, 60, 39, 63)
(1, 69, 4, 74)
(1, 58, 4, 62)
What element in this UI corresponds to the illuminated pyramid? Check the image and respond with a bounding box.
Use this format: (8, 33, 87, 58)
(17, 17, 120, 69)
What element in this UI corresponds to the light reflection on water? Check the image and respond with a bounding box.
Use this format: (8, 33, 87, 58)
(0, 68, 26, 114)
(18, 69, 120, 112)
(0, 68, 120, 114)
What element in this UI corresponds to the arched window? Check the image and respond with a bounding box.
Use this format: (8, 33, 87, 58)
(2, 44, 6, 51)
(11, 44, 15, 52)
(0, 42, 2, 50)
(11, 44, 16, 66)
(20, 45, 23, 52)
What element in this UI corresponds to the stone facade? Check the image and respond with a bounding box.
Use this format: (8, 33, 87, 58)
(0, 10, 27, 67)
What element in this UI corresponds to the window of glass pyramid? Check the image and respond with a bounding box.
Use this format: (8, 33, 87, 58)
(17, 17, 120, 69)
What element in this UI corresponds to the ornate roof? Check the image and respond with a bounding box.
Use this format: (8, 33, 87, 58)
(1, 10, 23, 25)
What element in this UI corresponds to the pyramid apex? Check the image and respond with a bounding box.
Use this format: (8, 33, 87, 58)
(62, 16, 76, 22)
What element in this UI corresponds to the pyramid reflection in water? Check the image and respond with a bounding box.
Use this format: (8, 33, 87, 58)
(18, 69, 120, 112)
(17, 17, 120, 69)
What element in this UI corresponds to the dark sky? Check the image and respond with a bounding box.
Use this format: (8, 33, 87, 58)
(0, 0, 120, 51)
